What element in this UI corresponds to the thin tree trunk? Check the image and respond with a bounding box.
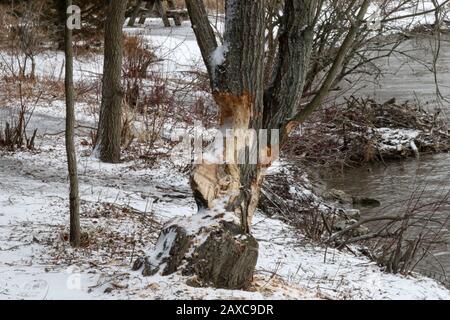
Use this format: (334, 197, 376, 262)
(94, 0, 128, 163)
(30, 56, 36, 80)
(64, 0, 81, 247)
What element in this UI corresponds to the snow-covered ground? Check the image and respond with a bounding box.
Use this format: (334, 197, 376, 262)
(1, 132, 450, 300)
(1, 13, 450, 300)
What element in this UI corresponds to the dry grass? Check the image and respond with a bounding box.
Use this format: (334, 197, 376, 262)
(49, 201, 161, 269)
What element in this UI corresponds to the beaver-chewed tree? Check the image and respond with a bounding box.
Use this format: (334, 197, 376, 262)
(134, 0, 370, 289)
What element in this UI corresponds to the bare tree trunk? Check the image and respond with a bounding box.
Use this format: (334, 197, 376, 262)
(64, 0, 80, 247)
(94, 0, 128, 163)
(134, 0, 267, 288)
(188, 0, 266, 233)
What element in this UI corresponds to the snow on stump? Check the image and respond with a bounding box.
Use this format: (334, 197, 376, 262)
(132, 212, 259, 289)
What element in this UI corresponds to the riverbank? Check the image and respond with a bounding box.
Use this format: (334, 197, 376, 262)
(277, 94, 450, 285)
(286, 97, 450, 171)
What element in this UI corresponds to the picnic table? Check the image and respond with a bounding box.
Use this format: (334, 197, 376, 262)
(128, 0, 189, 27)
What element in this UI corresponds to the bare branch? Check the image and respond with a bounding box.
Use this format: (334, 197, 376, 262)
(290, 0, 371, 125)
(185, 0, 218, 83)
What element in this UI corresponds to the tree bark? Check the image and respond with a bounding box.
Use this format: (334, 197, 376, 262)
(64, 0, 81, 247)
(290, 0, 371, 125)
(263, 0, 319, 135)
(184, 0, 217, 86)
(94, 0, 128, 163)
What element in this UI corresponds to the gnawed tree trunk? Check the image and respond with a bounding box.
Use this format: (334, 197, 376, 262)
(188, 0, 267, 234)
(135, 0, 370, 288)
(94, 0, 127, 163)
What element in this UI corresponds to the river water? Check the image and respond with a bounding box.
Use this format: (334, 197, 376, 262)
(324, 35, 450, 282)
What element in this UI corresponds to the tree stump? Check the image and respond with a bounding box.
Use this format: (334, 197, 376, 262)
(132, 212, 259, 289)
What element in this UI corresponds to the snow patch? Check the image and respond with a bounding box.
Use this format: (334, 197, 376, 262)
(210, 43, 229, 68)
